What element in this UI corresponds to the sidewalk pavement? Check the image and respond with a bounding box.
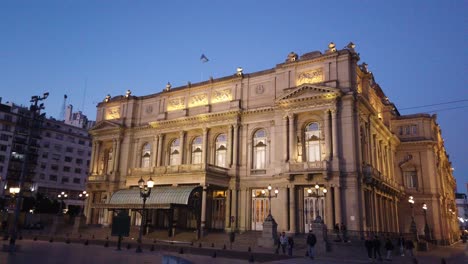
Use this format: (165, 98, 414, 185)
(5, 225, 468, 264)
(0, 238, 466, 264)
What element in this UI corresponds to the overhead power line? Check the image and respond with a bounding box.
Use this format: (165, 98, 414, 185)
(398, 99, 468, 111)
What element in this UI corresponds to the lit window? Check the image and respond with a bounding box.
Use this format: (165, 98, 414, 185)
(215, 134, 227, 167)
(305, 122, 321, 162)
(404, 170, 418, 189)
(191, 136, 202, 164)
(141, 143, 151, 168)
(253, 129, 267, 169)
(169, 139, 180, 165)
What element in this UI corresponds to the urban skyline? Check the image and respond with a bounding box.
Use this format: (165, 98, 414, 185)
(0, 1, 466, 191)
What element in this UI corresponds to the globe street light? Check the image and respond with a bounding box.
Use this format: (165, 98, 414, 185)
(261, 184, 279, 220)
(307, 184, 327, 223)
(408, 196, 418, 241)
(78, 191, 89, 217)
(58, 192, 68, 214)
(422, 203, 431, 241)
(136, 177, 154, 253)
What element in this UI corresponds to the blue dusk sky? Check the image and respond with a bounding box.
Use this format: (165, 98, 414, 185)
(0, 1, 466, 191)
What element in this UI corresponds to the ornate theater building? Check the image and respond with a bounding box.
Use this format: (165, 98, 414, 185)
(85, 43, 459, 244)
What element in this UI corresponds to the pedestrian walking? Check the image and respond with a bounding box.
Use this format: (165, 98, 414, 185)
(306, 230, 317, 259)
(340, 223, 348, 242)
(384, 237, 394, 261)
(229, 231, 235, 250)
(405, 239, 414, 257)
(372, 235, 382, 261)
(287, 236, 294, 256)
(364, 236, 374, 260)
(275, 232, 281, 254)
(279, 232, 288, 254)
(334, 223, 341, 242)
(397, 235, 405, 256)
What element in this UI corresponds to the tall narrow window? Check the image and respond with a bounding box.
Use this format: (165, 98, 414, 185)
(141, 143, 151, 168)
(191, 136, 203, 164)
(404, 170, 418, 189)
(169, 139, 180, 165)
(305, 122, 321, 162)
(253, 129, 267, 169)
(215, 134, 227, 167)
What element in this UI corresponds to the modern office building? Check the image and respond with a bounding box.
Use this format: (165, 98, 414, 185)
(86, 43, 459, 244)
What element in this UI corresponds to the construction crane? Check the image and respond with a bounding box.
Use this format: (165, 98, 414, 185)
(59, 94, 67, 121)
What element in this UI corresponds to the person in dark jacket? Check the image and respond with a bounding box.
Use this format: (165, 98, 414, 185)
(372, 235, 382, 261)
(364, 236, 374, 260)
(287, 236, 294, 256)
(306, 230, 317, 259)
(384, 237, 394, 261)
(334, 223, 341, 242)
(397, 235, 405, 256)
(405, 239, 415, 257)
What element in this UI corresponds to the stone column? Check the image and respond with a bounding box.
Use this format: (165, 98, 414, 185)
(202, 128, 208, 165)
(323, 110, 331, 160)
(152, 135, 158, 167)
(201, 185, 207, 236)
(227, 125, 233, 167)
(331, 109, 339, 161)
(335, 186, 342, 225)
(288, 186, 296, 233)
(157, 134, 163, 166)
(325, 185, 333, 227)
(232, 125, 239, 167)
(231, 188, 238, 230)
(133, 139, 140, 168)
(179, 131, 185, 164)
(95, 141, 102, 174)
(225, 189, 231, 229)
(283, 116, 288, 162)
(283, 187, 289, 230)
(90, 141, 97, 174)
(288, 114, 296, 162)
(113, 138, 121, 175)
(374, 193, 380, 232)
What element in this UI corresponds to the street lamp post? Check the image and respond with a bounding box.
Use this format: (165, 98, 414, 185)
(422, 203, 431, 241)
(262, 184, 279, 220)
(408, 196, 418, 241)
(57, 191, 68, 215)
(78, 191, 89, 217)
(136, 177, 154, 253)
(307, 184, 328, 223)
(9, 92, 48, 252)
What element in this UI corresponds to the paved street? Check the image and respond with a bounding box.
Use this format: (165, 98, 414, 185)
(0, 239, 466, 264)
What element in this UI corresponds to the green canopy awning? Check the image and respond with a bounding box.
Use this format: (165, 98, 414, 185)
(94, 186, 202, 209)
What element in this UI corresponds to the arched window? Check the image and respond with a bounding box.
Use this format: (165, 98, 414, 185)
(141, 143, 151, 168)
(191, 136, 203, 164)
(305, 122, 321, 162)
(253, 129, 267, 169)
(215, 134, 227, 167)
(169, 139, 180, 165)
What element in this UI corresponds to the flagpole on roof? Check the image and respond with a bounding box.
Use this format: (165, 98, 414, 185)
(200, 54, 209, 82)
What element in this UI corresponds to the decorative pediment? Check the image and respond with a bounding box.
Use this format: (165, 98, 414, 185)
(89, 120, 124, 133)
(276, 84, 341, 104)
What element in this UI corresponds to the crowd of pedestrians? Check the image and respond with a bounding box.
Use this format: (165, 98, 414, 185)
(365, 234, 415, 262)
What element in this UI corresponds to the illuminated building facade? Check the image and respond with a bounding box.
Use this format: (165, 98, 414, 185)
(86, 43, 459, 244)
